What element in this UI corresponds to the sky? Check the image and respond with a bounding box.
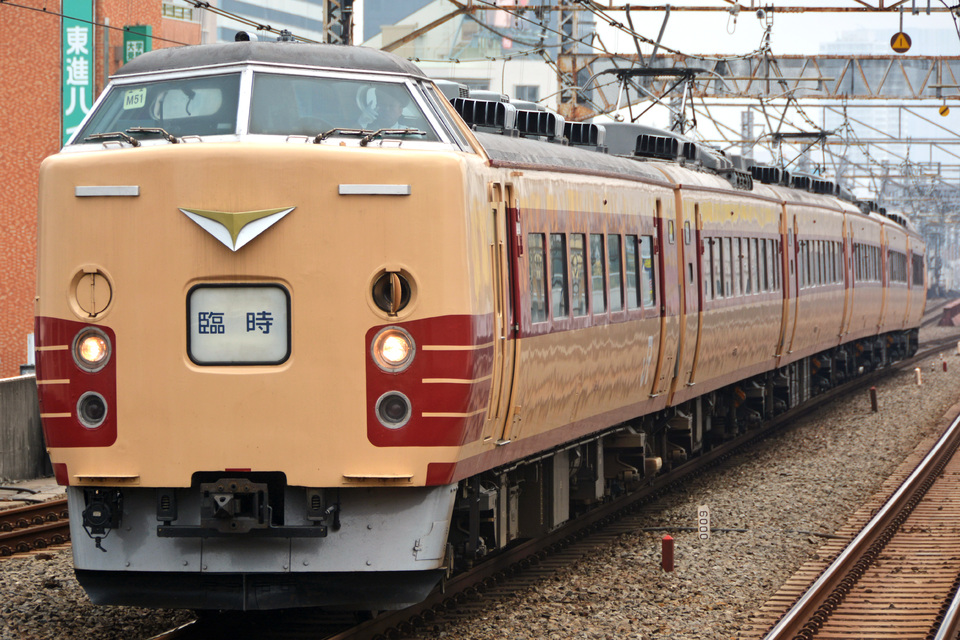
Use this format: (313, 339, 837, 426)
(594, 4, 957, 58)
(579, 4, 960, 199)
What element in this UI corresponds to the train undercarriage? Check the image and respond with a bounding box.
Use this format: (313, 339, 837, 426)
(447, 328, 919, 572)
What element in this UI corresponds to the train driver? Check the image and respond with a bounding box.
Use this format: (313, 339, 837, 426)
(357, 86, 410, 130)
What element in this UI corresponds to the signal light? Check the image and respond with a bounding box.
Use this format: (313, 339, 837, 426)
(77, 392, 108, 429)
(376, 391, 411, 429)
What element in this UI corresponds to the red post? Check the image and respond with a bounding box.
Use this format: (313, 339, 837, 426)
(944, 361, 949, 372)
(662, 535, 674, 572)
(869, 386, 878, 412)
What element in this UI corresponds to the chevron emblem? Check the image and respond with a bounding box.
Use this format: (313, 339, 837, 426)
(179, 207, 295, 251)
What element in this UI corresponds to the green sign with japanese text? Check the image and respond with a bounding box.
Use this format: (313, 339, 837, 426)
(62, 0, 95, 145)
(123, 25, 153, 63)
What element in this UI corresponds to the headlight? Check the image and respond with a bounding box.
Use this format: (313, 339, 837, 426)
(72, 327, 111, 372)
(372, 271, 412, 315)
(371, 327, 415, 372)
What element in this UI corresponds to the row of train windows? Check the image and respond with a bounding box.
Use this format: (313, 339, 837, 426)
(528, 233, 657, 323)
(703, 236, 782, 301)
(799, 240, 843, 289)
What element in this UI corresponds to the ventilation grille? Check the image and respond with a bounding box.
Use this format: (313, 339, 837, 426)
(451, 98, 516, 131)
(721, 169, 754, 191)
(564, 122, 605, 148)
(791, 174, 836, 195)
(750, 165, 784, 185)
(515, 109, 563, 139)
(635, 134, 679, 160)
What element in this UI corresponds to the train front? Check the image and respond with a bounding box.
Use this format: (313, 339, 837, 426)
(34, 43, 488, 610)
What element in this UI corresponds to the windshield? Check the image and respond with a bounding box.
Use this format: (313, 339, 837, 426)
(249, 73, 439, 141)
(75, 74, 241, 142)
(73, 71, 444, 144)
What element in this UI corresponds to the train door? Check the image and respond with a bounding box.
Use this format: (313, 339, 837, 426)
(840, 215, 854, 338)
(686, 203, 705, 384)
(482, 182, 521, 445)
(673, 195, 702, 392)
(878, 225, 889, 329)
(651, 198, 679, 398)
(776, 210, 798, 363)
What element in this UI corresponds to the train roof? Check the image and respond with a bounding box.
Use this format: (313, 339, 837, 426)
(114, 42, 428, 79)
(475, 132, 669, 185)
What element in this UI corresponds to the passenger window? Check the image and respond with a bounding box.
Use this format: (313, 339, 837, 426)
(528, 234, 547, 323)
(570, 234, 588, 317)
(760, 239, 769, 291)
(704, 238, 714, 300)
(733, 238, 742, 297)
(641, 235, 656, 308)
(684, 220, 691, 245)
(626, 235, 640, 310)
(589, 234, 606, 314)
(832, 242, 838, 283)
(550, 234, 568, 318)
(743, 239, 753, 295)
(713, 238, 723, 299)
(814, 241, 821, 286)
(775, 240, 782, 289)
(608, 235, 623, 312)
(818, 241, 824, 285)
(723, 237, 733, 298)
(802, 241, 810, 288)
(751, 239, 759, 294)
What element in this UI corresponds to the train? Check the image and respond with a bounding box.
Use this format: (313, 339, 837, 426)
(35, 38, 925, 611)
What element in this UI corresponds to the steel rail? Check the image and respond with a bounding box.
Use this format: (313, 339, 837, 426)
(0, 498, 71, 558)
(934, 584, 960, 640)
(762, 396, 960, 640)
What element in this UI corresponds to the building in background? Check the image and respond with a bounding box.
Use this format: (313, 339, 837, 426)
(362, 0, 595, 111)
(0, 0, 200, 379)
(196, 0, 326, 44)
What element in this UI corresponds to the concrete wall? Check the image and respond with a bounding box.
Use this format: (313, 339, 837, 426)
(0, 376, 47, 480)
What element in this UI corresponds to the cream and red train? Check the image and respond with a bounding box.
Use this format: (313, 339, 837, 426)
(35, 40, 925, 611)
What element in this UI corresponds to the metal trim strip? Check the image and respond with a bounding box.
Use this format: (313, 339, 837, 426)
(338, 184, 411, 196)
(75, 186, 140, 197)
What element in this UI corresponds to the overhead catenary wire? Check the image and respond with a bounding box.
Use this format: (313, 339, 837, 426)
(177, 0, 321, 43)
(0, 0, 192, 46)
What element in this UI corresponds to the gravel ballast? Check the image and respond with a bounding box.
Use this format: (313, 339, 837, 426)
(3, 326, 960, 640)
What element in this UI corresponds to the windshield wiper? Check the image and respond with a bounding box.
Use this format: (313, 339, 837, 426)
(312, 128, 427, 146)
(126, 127, 179, 143)
(314, 128, 370, 143)
(360, 128, 426, 147)
(84, 131, 140, 147)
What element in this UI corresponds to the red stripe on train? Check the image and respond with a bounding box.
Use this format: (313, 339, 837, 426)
(366, 314, 494, 447)
(35, 316, 118, 449)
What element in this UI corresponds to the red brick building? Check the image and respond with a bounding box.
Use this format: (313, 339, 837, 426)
(0, 1, 200, 378)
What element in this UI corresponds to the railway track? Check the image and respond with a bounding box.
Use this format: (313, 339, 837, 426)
(745, 399, 960, 640)
(0, 498, 70, 558)
(149, 337, 959, 640)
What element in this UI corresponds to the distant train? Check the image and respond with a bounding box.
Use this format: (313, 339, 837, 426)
(35, 39, 924, 611)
